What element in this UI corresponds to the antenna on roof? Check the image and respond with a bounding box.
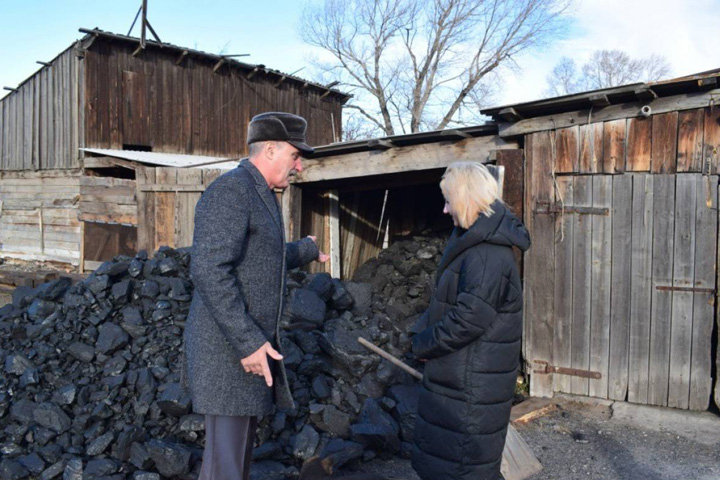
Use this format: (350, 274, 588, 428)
(127, 0, 162, 49)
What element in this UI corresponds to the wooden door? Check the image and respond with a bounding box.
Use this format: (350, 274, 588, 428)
(529, 173, 718, 410)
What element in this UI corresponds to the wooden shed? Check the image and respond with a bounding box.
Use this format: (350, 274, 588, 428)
(0, 28, 349, 269)
(482, 70, 720, 411)
(284, 125, 521, 279)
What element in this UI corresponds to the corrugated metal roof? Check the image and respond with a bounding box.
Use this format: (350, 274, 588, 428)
(80, 148, 240, 169)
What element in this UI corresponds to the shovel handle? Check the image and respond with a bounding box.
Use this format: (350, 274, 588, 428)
(357, 336, 423, 381)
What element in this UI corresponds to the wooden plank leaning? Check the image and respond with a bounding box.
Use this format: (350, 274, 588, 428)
(357, 337, 543, 480)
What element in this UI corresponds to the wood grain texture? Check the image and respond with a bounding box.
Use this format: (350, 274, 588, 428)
(552, 176, 574, 394)
(627, 174, 654, 405)
(676, 109, 704, 173)
(570, 175, 592, 396)
(651, 112, 679, 174)
(602, 119, 626, 173)
(667, 174, 697, 409)
(648, 175, 676, 406)
(689, 175, 717, 410)
(608, 174, 632, 401)
(626, 117, 652, 171)
(525, 131, 556, 398)
(589, 175, 612, 398)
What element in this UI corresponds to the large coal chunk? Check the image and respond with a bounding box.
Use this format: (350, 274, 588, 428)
(350, 399, 400, 453)
(36, 277, 71, 301)
(5, 355, 34, 376)
(291, 425, 319, 460)
(157, 383, 191, 417)
(319, 439, 364, 470)
(286, 289, 326, 325)
(32, 403, 71, 433)
(95, 323, 129, 355)
(330, 279, 354, 310)
(67, 342, 95, 363)
(27, 299, 56, 322)
(309, 404, 351, 437)
(306, 273, 334, 301)
(146, 440, 191, 477)
(343, 282, 372, 315)
(388, 385, 420, 442)
(0, 459, 29, 480)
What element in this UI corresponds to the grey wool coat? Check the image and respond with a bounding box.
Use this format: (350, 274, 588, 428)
(184, 159, 319, 417)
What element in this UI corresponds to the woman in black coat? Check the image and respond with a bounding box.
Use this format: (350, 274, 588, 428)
(411, 162, 531, 480)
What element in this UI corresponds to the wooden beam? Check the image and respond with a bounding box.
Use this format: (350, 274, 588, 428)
(699, 77, 718, 88)
(3, 87, 18, 93)
(83, 157, 137, 170)
(328, 190, 340, 278)
(273, 75, 287, 87)
(320, 89, 333, 99)
(589, 94, 611, 107)
(139, 184, 206, 192)
(176, 50, 189, 65)
(247, 67, 261, 80)
(634, 87, 658, 101)
(213, 58, 226, 73)
(145, 20, 162, 44)
(36, 61, 52, 67)
(295, 135, 516, 183)
(499, 89, 720, 137)
(440, 129, 472, 140)
(368, 139, 394, 150)
(132, 44, 144, 57)
(498, 107, 523, 122)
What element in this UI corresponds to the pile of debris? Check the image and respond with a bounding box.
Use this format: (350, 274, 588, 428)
(0, 233, 449, 480)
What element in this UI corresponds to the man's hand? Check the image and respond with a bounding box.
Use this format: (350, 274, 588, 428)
(241, 342, 283, 387)
(307, 235, 330, 263)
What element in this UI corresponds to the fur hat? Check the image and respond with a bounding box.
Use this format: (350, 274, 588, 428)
(247, 112, 314, 154)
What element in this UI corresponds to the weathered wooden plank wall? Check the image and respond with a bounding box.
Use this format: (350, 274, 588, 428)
(0, 47, 81, 171)
(84, 39, 342, 156)
(135, 167, 226, 254)
(0, 171, 81, 264)
(525, 105, 720, 409)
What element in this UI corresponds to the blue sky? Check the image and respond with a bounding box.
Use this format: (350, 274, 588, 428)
(0, 0, 314, 99)
(1, 0, 718, 106)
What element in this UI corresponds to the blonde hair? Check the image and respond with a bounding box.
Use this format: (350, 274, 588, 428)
(440, 162, 500, 229)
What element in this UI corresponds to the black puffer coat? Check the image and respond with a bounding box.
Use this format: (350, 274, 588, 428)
(411, 201, 530, 480)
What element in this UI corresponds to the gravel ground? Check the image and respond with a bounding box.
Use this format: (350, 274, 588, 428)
(353, 397, 720, 480)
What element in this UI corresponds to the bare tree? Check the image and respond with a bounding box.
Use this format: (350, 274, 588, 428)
(544, 57, 580, 97)
(302, 0, 571, 137)
(546, 49, 672, 96)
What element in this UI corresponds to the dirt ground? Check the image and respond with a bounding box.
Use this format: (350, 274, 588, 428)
(357, 395, 720, 480)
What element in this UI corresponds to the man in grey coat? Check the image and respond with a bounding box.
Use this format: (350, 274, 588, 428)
(184, 112, 328, 480)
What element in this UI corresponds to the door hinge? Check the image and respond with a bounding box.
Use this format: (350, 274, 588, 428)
(533, 360, 602, 379)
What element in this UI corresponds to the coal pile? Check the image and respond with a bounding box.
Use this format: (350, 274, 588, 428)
(0, 233, 448, 480)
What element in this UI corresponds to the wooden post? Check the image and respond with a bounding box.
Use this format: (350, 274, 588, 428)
(282, 184, 303, 241)
(328, 190, 340, 278)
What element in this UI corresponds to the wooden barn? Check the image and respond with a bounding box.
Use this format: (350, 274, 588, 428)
(0, 28, 349, 269)
(289, 70, 720, 412)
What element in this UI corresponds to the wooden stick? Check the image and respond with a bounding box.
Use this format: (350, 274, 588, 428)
(357, 336, 543, 480)
(358, 337, 422, 380)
